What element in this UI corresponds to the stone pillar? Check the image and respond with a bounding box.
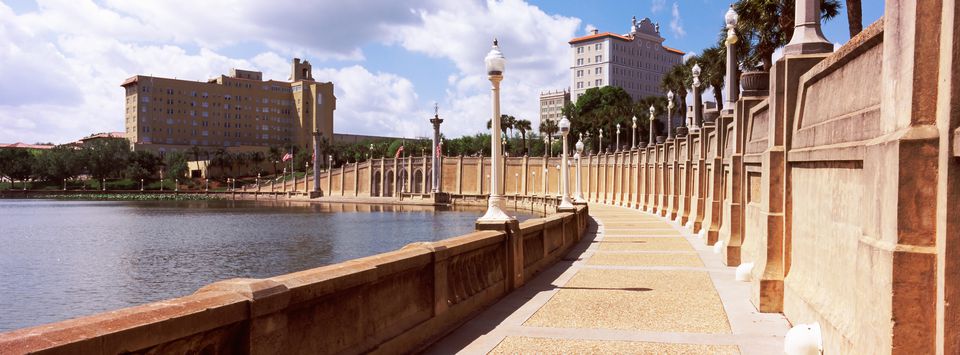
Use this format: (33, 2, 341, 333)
(751, 54, 826, 313)
(935, 1, 960, 353)
(430, 109, 443, 193)
(521, 155, 529, 195)
(783, 0, 834, 55)
(456, 155, 463, 194)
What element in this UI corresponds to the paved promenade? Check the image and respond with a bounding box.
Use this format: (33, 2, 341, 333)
(428, 204, 789, 354)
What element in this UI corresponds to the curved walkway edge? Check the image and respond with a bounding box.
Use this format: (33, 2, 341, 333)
(426, 203, 790, 354)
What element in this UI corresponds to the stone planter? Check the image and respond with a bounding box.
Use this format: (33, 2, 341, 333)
(656, 136, 666, 144)
(676, 126, 689, 137)
(741, 70, 770, 96)
(703, 110, 720, 125)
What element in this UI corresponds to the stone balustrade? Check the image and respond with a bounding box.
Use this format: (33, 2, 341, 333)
(0, 205, 589, 354)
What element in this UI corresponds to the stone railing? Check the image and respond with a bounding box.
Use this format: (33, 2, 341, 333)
(286, 7, 955, 353)
(0, 206, 589, 354)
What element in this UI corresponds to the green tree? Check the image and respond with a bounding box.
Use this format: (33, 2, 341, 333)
(249, 151, 266, 175)
(539, 119, 559, 157)
(514, 119, 532, 155)
(699, 46, 726, 111)
(268, 146, 284, 175)
(124, 150, 160, 181)
(34, 146, 82, 184)
(163, 151, 188, 180)
(82, 138, 130, 181)
(0, 149, 36, 188)
(732, 0, 840, 70)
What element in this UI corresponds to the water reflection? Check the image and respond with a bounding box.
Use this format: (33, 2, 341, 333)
(0, 199, 533, 332)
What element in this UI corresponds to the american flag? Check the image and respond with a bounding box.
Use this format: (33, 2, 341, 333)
(282, 152, 293, 162)
(395, 145, 404, 158)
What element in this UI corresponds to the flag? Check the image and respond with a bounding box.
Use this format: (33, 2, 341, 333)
(436, 142, 442, 158)
(395, 145, 404, 158)
(282, 153, 293, 162)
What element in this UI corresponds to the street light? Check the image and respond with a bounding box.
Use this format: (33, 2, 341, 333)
(666, 90, 675, 142)
(648, 106, 656, 147)
(514, 172, 519, 195)
(616, 123, 621, 151)
(140, 179, 144, 191)
(599, 128, 604, 154)
(574, 133, 585, 203)
(724, 5, 740, 108)
(477, 38, 514, 223)
(691, 63, 702, 132)
(632, 116, 637, 149)
(558, 115, 573, 208)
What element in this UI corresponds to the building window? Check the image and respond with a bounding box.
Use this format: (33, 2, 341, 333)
(576, 82, 583, 89)
(595, 55, 602, 62)
(577, 47, 583, 54)
(577, 58, 583, 66)
(595, 79, 602, 86)
(595, 67, 602, 74)
(576, 70, 583, 77)
(595, 43, 602, 50)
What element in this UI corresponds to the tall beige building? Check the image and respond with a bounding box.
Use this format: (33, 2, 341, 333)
(539, 89, 570, 124)
(569, 17, 684, 102)
(122, 58, 336, 154)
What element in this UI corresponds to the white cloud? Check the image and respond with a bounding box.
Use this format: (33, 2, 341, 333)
(0, 0, 585, 144)
(651, 0, 666, 13)
(584, 24, 597, 35)
(388, 0, 581, 137)
(670, 2, 686, 38)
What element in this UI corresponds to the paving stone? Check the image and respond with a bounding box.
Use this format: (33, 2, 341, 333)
(523, 268, 732, 334)
(596, 237, 695, 251)
(586, 253, 704, 267)
(489, 336, 741, 355)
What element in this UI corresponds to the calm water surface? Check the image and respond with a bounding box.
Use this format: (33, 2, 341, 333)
(0, 199, 533, 332)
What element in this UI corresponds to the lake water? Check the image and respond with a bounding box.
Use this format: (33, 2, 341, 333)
(0, 199, 532, 332)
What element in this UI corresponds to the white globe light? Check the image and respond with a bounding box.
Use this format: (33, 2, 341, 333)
(559, 116, 570, 133)
(725, 5, 738, 28)
(484, 39, 506, 75)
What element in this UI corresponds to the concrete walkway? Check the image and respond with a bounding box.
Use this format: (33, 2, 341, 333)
(427, 204, 790, 354)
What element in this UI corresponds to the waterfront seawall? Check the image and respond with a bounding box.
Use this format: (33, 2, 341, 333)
(0, 206, 588, 354)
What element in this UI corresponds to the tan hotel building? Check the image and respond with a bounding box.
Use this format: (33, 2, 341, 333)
(122, 58, 335, 154)
(570, 17, 684, 102)
(539, 89, 570, 124)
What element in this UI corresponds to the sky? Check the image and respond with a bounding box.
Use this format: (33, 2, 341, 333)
(0, 0, 884, 145)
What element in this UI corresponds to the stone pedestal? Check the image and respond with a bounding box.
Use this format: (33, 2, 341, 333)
(476, 219, 523, 291)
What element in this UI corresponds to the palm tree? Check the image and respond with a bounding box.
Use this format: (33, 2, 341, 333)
(699, 45, 726, 111)
(268, 146, 283, 176)
(250, 151, 266, 175)
(846, 0, 862, 37)
(539, 119, 559, 157)
(660, 64, 691, 132)
(732, 0, 841, 70)
(514, 119, 532, 155)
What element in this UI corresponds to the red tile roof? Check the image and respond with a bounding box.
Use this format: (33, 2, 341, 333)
(0, 142, 54, 150)
(663, 46, 685, 55)
(80, 132, 125, 141)
(569, 32, 632, 44)
(569, 32, 685, 56)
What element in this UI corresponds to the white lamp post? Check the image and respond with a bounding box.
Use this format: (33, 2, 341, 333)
(648, 106, 656, 147)
(477, 39, 514, 223)
(558, 116, 574, 208)
(724, 5, 739, 109)
(598, 128, 604, 153)
(691, 63, 702, 132)
(616, 123, 621, 151)
(666, 90, 675, 142)
(574, 133, 585, 203)
(631, 116, 637, 148)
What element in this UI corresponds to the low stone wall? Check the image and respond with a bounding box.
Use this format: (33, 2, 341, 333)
(0, 206, 589, 354)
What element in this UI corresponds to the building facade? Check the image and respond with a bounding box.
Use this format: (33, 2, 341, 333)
(538, 89, 570, 124)
(569, 17, 684, 102)
(121, 58, 335, 155)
